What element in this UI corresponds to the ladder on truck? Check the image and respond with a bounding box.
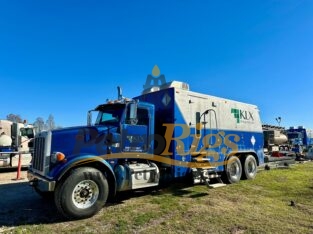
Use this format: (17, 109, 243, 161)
(191, 153, 226, 189)
(188, 107, 225, 188)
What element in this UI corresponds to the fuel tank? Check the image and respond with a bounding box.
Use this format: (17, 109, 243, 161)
(273, 131, 288, 145)
(0, 134, 12, 147)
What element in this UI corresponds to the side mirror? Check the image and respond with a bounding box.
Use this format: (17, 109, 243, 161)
(129, 103, 137, 124)
(129, 103, 137, 120)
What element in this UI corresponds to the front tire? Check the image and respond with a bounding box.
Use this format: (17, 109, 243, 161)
(54, 167, 109, 220)
(223, 156, 242, 184)
(242, 155, 257, 180)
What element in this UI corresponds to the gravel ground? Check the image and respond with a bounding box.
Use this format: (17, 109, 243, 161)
(0, 170, 28, 184)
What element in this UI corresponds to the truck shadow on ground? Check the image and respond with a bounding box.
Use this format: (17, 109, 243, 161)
(0, 182, 64, 227)
(110, 182, 209, 206)
(0, 181, 209, 228)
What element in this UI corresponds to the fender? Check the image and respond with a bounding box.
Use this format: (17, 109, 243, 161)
(50, 154, 116, 186)
(226, 150, 260, 165)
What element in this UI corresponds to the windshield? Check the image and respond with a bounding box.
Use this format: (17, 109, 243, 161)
(20, 127, 34, 138)
(288, 132, 302, 139)
(95, 104, 125, 125)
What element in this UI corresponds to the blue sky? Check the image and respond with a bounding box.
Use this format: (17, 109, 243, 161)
(1, 0, 312, 129)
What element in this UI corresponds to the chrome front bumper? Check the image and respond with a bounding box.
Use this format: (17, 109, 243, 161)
(27, 170, 56, 192)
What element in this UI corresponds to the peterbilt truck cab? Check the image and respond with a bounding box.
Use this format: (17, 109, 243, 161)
(28, 97, 160, 219)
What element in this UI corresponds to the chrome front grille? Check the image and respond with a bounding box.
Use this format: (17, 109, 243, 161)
(31, 131, 51, 175)
(32, 137, 45, 171)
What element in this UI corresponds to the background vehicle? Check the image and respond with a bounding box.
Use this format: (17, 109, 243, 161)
(287, 126, 313, 154)
(263, 125, 289, 154)
(262, 124, 296, 167)
(0, 120, 34, 167)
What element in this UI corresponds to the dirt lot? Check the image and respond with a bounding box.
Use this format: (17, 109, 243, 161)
(0, 170, 28, 184)
(0, 170, 63, 230)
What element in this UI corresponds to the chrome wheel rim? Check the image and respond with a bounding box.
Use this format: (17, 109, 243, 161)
(72, 180, 99, 209)
(247, 160, 256, 176)
(230, 162, 240, 180)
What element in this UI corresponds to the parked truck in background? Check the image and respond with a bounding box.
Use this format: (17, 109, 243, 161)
(262, 125, 313, 166)
(287, 126, 313, 154)
(262, 124, 297, 167)
(0, 120, 35, 167)
(262, 124, 289, 155)
(27, 80, 265, 219)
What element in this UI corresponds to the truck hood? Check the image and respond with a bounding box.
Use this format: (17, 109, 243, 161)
(51, 125, 118, 158)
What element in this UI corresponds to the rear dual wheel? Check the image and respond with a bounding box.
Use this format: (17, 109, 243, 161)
(223, 156, 242, 184)
(223, 155, 257, 183)
(242, 155, 257, 180)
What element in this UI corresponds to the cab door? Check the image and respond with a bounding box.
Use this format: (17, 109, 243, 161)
(121, 106, 149, 153)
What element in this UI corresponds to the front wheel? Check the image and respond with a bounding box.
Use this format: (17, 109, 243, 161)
(54, 167, 109, 220)
(223, 156, 242, 184)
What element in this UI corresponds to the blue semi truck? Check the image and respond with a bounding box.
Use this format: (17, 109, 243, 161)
(28, 81, 265, 219)
(287, 126, 313, 154)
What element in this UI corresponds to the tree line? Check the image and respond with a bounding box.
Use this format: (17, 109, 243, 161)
(6, 113, 62, 132)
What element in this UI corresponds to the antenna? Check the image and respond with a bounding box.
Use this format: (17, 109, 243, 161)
(275, 117, 282, 127)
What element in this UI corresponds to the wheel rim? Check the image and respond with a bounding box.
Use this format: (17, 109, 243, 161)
(230, 161, 240, 180)
(72, 180, 99, 209)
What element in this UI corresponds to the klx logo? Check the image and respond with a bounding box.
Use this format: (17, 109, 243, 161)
(231, 108, 254, 123)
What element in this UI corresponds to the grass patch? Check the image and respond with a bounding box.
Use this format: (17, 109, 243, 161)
(3, 162, 313, 233)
